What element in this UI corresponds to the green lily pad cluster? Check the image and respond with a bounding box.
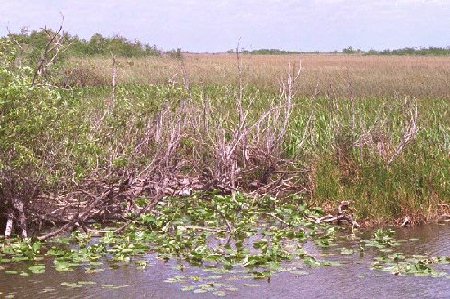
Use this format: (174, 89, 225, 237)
(165, 274, 241, 296)
(363, 229, 450, 277)
(1, 192, 449, 295)
(0, 193, 339, 280)
(135, 193, 341, 275)
(363, 229, 401, 250)
(372, 253, 450, 277)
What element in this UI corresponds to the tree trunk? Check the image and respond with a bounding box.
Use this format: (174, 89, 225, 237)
(13, 198, 28, 238)
(5, 210, 14, 238)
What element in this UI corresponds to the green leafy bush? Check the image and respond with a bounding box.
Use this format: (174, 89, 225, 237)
(0, 39, 95, 209)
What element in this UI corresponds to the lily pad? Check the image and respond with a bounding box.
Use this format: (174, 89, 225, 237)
(213, 290, 226, 296)
(28, 264, 46, 274)
(181, 285, 195, 292)
(5, 270, 19, 275)
(340, 248, 354, 255)
(289, 270, 309, 276)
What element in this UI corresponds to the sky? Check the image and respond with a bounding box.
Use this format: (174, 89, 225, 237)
(0, 0, 449, 52)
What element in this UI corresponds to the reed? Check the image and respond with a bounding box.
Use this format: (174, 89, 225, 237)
(59, 52, 450, 224)
(65, 53, 450, 99)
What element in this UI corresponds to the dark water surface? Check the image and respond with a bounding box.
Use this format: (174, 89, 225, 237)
(1, 224, 449, 299)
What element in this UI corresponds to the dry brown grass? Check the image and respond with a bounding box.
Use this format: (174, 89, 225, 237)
(67, 53, 450, 99)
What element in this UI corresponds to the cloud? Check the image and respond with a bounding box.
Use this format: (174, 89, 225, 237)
(0, 0, 449, 51)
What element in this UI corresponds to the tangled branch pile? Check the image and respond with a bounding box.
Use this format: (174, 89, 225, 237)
(1, 33, 448, 239)
(0, 37, 312, 239)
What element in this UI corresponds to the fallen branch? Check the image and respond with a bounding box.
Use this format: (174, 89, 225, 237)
(315, 201, 360, 228)
(38, 187, 113, 241)
(178, 225, 225, 233)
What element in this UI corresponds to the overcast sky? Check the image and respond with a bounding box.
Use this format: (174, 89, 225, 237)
(0, 0, 449, 52)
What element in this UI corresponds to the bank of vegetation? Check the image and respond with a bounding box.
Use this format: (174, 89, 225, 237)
(227, 46, 450, 56)
(6, 28, 160, 60)
(365, 47, 450, 56)
(342, 46, 450, 56)
(0, 29, 449, 241)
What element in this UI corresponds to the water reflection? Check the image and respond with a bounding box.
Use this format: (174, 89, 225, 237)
(1, 224, 449, 298)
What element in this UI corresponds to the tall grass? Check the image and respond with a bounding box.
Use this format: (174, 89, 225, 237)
(62, 52, 450, 222)
(63, 82, 449, 223)
(64, 54, 450, 100)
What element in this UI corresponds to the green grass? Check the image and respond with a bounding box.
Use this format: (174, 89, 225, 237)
(62, 83, 450, 222)
(1, 37, 449, 227)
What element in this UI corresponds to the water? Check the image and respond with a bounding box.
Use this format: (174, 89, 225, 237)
(1, 223, 449, 299)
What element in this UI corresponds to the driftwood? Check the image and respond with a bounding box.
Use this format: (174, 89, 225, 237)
(401, 216, 412, 227)
(315, 201, 360, 228)
(38, 187, 114, 241)
(438, 214, 450, 222)
(28, 164, 314, 240)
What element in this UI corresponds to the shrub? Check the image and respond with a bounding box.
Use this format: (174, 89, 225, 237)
(0, 39, 96, 236)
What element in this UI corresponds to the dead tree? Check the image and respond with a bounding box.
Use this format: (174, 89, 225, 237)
(32, 22, 66, 86)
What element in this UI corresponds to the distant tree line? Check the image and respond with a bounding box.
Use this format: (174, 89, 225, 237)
(3, 28, 161, 61)
(227, 48, 303, 55)
(342, 46, 363, 54)
(365, 47, 450, 56)
(4, 29, 449, 58)
(247, 49, 301, 55)
(226, 46, 450, 56)
(342, 46, 450, 56)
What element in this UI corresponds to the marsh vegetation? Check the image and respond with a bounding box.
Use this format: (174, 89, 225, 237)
(0, 29, 449, 297)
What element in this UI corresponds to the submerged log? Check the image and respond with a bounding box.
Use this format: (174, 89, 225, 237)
(438, 214, 450, 222)
(315, 214, 360, 228)
(315, 201, 360, 228)
(401, 216, 411, 227)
